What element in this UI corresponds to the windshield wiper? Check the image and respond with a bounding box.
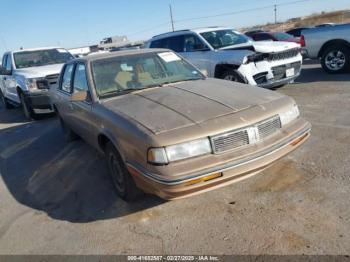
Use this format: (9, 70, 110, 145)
(100, 88, 140, 98)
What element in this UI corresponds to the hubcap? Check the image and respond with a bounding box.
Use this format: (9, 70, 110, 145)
(325, 50, 346, 71)
(109, 153, 125, 194)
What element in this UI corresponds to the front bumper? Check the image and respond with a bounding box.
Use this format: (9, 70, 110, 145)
(127, 119, 311, 200)
(240, 54, 303, 88)
(24, 91, 54, 114)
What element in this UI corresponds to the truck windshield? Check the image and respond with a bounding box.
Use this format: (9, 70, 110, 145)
(14, 49, 73, 69)
(200, 30, 250, 49)
(92, 51, 204, 98)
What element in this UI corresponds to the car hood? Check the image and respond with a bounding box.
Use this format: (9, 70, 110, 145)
(14, 63, 64, 78)
(219, 41, 300, 53)
(102, 79, 284, 135)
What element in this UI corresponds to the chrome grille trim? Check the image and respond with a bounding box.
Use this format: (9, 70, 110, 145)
(268, 48, 300, 61)
(45, 74, 60, 87)
(210, 115, 282, 154)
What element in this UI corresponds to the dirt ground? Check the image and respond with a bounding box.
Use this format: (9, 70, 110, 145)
(0, 61, 349, 255)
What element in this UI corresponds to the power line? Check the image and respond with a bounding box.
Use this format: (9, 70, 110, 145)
(128, 0, 312, 37)
(174, 0, 311, 24)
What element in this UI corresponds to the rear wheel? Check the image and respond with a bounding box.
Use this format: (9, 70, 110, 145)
(105, 142, 142, 201)
(0, 90, 13, 109)
(221, 70, 245, 83)
(321, 44, 350, 74)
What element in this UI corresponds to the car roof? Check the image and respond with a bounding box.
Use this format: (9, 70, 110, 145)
(12, 46, 64, 53)
(151, 27, 232, 39)
(73, 48, 171, 63)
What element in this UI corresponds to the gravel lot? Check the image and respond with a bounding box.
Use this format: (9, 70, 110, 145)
(0, 61, 349, 255)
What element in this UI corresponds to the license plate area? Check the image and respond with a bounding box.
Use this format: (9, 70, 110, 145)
(286, 67, 295, 77)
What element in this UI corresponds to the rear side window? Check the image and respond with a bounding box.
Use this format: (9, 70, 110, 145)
(254, 34, 273, 41)
(150, 35, 184, 52)
(73, 63, 89, 92)
(60, 64, 74, 93)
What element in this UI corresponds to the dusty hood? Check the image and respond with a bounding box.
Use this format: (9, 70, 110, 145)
(14, 63, 64, 78)
(219, 41, 300, 53)
(102, 78, 284, 135)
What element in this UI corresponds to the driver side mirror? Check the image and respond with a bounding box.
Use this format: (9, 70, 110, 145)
(70, 90, 89, 102)
(0, 66, 12, 75)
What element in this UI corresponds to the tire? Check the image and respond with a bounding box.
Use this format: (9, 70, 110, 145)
(321, 44, 350, 74)
(0, 90, 13, 109)
(19, 92, 38, 120)
(59, 116, 79, 142)
(220, 69, 245, 83)
(105, 142, 142, 201)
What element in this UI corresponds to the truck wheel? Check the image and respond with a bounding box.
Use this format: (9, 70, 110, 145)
(321, 44, 350, 74)
(59, 116, 79, 142)
(0, 90, 13, 109)
(221, 70, 245, 83)
(105, 142, 142, 201)
(19, 92, 38, 120)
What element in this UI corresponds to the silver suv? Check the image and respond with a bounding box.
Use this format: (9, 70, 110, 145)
(146, 27, 303, 88)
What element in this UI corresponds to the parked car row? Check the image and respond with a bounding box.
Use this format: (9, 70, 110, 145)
(0, 25, 326, 201)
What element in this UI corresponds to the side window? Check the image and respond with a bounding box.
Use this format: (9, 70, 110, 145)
(255, 34, 272, 41)
(5, 55, 12, 71)
(150, 36, 184, 53)
(183, 34, 208, 52)
(61, 64, 74, 93)
(73, 63, 89, 93)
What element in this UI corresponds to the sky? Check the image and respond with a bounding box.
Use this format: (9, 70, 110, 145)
(0, 0, 349, 56)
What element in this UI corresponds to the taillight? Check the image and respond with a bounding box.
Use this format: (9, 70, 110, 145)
(300, 35, 305, 47)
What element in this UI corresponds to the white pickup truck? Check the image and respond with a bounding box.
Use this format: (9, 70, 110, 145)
(0, 47, 74, 119)
(301, 23, 350, 73)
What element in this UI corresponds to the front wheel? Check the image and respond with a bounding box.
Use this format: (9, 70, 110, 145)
(105, 142, 142, 201)
(321, 44, 350, 74)
(221, 70, 245, 83)
(19, 92, 38, 120)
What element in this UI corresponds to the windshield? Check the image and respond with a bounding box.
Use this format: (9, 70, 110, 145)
(272, 32, 294, 40)
(200, 29, 250, 49)
(14, 49, 74, 69)
(91, 52, 203, 98)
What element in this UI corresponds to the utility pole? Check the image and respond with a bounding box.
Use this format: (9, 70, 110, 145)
(169, 4, 175, 32)
(274, 4, 277, 24)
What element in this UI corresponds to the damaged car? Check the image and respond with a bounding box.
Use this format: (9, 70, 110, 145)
(51, 49, 311, 201)
(146, 27, 303, 88)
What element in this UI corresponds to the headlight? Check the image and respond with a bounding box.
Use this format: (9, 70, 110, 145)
(25, 78, 48, 90)
(148, 138, 212, 165)
(279, 104, 300, 126)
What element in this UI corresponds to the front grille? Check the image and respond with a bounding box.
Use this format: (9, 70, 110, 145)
(211, 116, 282, 154)
(258, 116, 282, 139)
(272, 61, 302, 81)
(268, 48, 300, 61)
(211, 130, 249, 153)
(45, 74, 60, 87)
